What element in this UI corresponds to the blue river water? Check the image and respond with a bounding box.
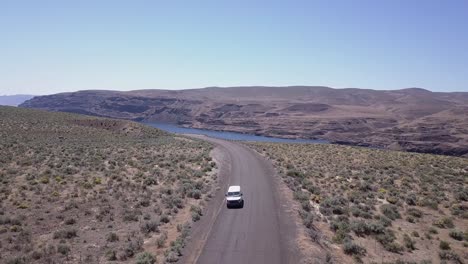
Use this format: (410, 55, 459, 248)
(145, 122, 328, 144)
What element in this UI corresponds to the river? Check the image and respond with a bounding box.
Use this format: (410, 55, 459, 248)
(145, 122, 328, 144)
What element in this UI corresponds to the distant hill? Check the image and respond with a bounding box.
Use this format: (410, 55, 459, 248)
(20, 86, 468, 156)
(0, 94, 35, 106)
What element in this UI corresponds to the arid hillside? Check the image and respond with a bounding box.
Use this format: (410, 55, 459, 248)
(0, 106, 216, 263)
(20, 86, 468, 156)
(246, 142, 468, 264)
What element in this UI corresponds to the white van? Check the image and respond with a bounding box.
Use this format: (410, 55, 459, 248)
(225, 185, 244, 208)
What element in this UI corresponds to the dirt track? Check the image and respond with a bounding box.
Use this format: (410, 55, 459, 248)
(180, 136, 301, 264)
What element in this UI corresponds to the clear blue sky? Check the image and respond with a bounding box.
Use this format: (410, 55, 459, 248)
(1, 0, 467, 95)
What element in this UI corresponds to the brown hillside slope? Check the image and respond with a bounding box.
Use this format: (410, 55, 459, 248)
(20, 86, 468, 156)
(0, 106, 215, 263)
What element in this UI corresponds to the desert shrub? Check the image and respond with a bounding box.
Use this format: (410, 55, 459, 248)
(350, 220, 372, 237)
(375, 229, 396, 248)
(433, 217, 454, 229)
(143, 177, 158, 186)
(287, 169, 304, 178)
(418, 198, 438, 210)
(439, 251, 462, 263)
(139, 199, 151, 207)
(191, 211, 201, 222)
(191, 189, 202, 200)
(30, 251, 42, 260)
(320, 196, 349, 216)
(406, 216, 415, 223)
(123, 209, 141, 222)
(190, 205, 202, 222)
(406, 207, 423, 218)
(380, 204, 400, 220)
(106, 250, 117, 261)
(386, 196, 399, 204)
(165, 251, 179, 263)
(439, 241, 450, 250)
(448, 230, 464, 241)
(57, 243, 71, 255)
(122, 238, 144, 259)
(135, 252, 156, 264)
(157, 232, 168, 248)
(64, 218, 76, 225)
(301, 201, 311, 212)
(384, 242, 404, 253)
(330, 216, 350, 232)
(377, 215, 392, 227)
(302, 180, 321, 194)
(141, 220, 159, 234)
(300, 211, 314, 229)
(453, 187, 467, 202)
(293, 191, 310, 202)
(107, 232, 119, 242)
(330, 216, 352, 243)
(343, 239, 366, 256)
(164, 196, 184, 209)
(53, 229, 77, 239)
(451, 204, 468, 218)
(6, 257, 26, 264)
(350, 206, 373, 219)
(405, 193, 417, 205)
(403, 234, 416, 251)
(160, 214, 170, 224)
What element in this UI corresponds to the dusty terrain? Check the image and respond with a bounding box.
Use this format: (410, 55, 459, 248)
(20, 86, 468, 157)
(0, 106, 216, 263)
(246, 142, 468, 263)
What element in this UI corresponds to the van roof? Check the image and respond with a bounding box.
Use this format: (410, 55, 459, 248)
(228, 185, 241, 192)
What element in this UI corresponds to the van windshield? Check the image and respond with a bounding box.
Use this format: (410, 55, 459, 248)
(227, 191, 241, 197)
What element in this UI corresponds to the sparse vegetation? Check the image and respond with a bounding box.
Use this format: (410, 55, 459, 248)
(247, 142, 468, 263)
(0, 106, 216, 263)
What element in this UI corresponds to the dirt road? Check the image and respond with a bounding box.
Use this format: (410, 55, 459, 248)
(180, 136, 301, 264)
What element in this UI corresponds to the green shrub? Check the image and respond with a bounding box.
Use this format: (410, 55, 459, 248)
(448, 230, 464, 241)
(343, 239, 366, 256)
(57, 243, 70, 255)
(320, 196, 348, 216)
(406, 207, 423, 218)
(191, 189, 202, 200)
(439, 241, 450, 250)
(160, 214, 170, 224)
(433, 217, 454, 229)
(53, 229, 77, 239)
(106, 250, 117, 261)
(293, 191, 310, 202)
(350, 220, 371, 237)
(106, 232, 119, 242)
(64, 218, 76, 225)
(141, 220, 159, 234)
(403, 234, 416, 251)
(190, 205, 202, 222)
(6, 257, 26, 264)
(135, 252, 156, 264)
(380, 204, 400, 220)
(157, 232, 168, 248)
(384, 242, 404, 253)
(300, 211, 314, 229)
(439, 251, 462, 263)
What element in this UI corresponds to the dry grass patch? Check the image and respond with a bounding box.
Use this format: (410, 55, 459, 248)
(0, 106, 217, 263)
(246, 142, 467, 264)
